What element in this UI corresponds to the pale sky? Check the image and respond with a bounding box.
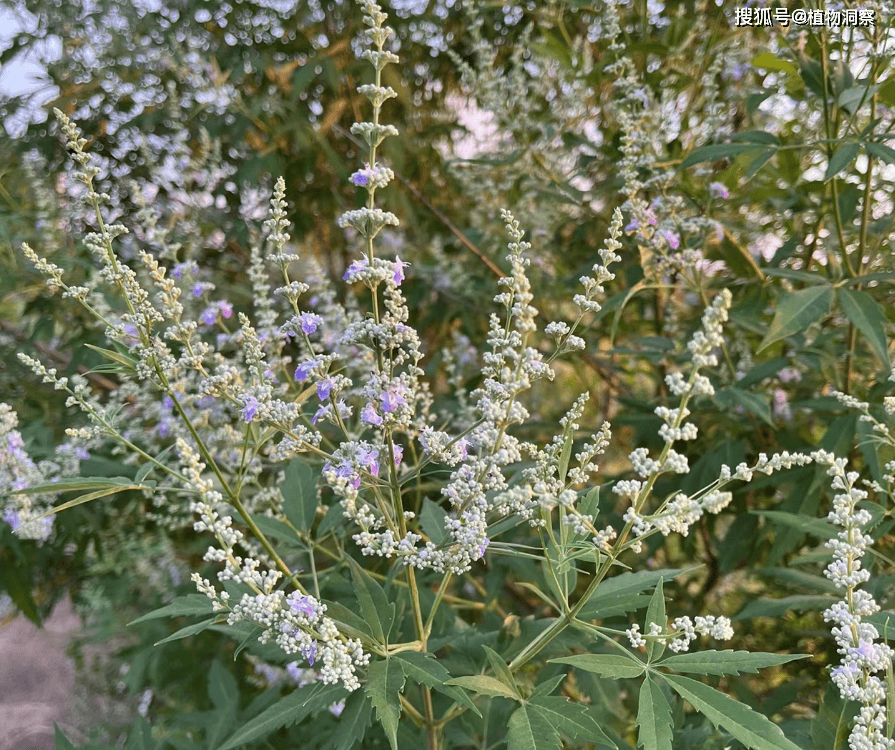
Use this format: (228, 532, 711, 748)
(0, 6, 61, 136)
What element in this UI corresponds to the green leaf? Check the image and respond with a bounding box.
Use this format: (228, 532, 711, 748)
(735, 595, 836, 621)
(577, 567, 694, 620)
(125, 716, 158, 750)
(758, 285, 833, 352)
(681, 143, 764, 169)
(579, 486, 601, 517)
(658, 651, 809, 676)
(445, 674, 521, 700)
(396, 652, 482, 716)
(730, 130, 782, 145)
(15, 476, 144, 494)
(153, 616, 219, 646)
(752, 510, 837, 539)
(636, 677, 673, 750)
(218, 683, 341, 750)
(557, 417, 575, 483)
(531, 674, 566, 699)
(127, 595, 214, 626)
(543, 536, 575, 606)
(838, 85, 877, 114)
(713, 387, 774, 427)
(760, 268, 828, 285)
(419, 498, 448, 545)
(866, 141, 895, 166)
(208, 660, 239, 711)
(645, 579, 666, 662)
(507, 705, 561, 750)
(824, 142, 860, 181)
(250, 513, 303, 546)
(664, 674, 804, 750)
(317, 501, 345, 537)
(346, 557, 392, 643)
(282, 458, 318, 532)
(365, 659, 406, 750)
(84, 343, 138, 371)
(530, 696, 616, 747)
(757, 567, 839, 594)
(752, 53, 797, 75)
(324, 600, 375, 640)
(330, 689, 372, 750)
(550, 653, 645, 679)
(207, 661, 239, 747)
(809, 682, 857, 750)
(482, 645, 519, 695)
(54, 724, 77, 750)
(838, 288, 890, 364)
(735, 357, 790, 388)
(746, 149, 776, 179)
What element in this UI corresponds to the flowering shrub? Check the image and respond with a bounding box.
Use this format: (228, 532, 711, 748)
(3, 1, 895, 749)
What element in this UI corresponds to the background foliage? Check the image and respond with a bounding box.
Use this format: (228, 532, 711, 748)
(1, 0, 894, 748)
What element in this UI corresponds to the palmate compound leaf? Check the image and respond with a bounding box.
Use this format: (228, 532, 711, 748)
(658, 650, 810, 676)
(365, 658, 406, 750)
(637, 676, 673, 750)
(663, 674, 804, 750)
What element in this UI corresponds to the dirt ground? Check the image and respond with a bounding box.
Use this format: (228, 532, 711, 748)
(0, 596, 86, 750)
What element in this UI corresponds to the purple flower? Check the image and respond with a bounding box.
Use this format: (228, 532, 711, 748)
(380, 383, 408, 413)
(329, 701, 346, 717)
(192, 282, 205, 297)
(294, 359, 317, 382)
(343, 258, 368, 281)
(708, 181, 729, 200)
(392, 256, 409, 285)
(3, 509, 20, 532)
(351, 172, 369, 186)
(392, 443, 403, 465)
(287, 592, 319, 619)
(312, 405, 327, 425)
(302, 641, 318, 666)
(625, 220, 639, 232)
(316, 377, 334, 401)
(241, 396, 260, 422)
(355, 445, 379, 478)
(475, 537, 490, 561)
(299, 312, 323, 335)
(201, 307, 217, 325)
(75, 447, 91, 461)
(361, 403, 383, 426)
(456, 437, 470, 459)
(662, 230, 680, 250)
(219, 300, 233, 319)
